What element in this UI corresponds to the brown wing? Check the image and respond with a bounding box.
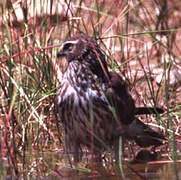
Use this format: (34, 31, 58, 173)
(106, 72, 135, 125)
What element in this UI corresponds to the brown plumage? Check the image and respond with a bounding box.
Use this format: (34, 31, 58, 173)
(55, 34, 165, 162)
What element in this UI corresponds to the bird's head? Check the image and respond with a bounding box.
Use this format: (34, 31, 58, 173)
(57, 39, 80, 61)
(57, 34, 109, 80)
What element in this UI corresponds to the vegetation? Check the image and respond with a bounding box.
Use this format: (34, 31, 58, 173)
(0, 0, 180, 179)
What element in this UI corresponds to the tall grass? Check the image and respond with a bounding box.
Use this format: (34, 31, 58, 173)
(0, 0, 180, 179)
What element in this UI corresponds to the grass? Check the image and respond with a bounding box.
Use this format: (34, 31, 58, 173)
(0, 0, 181, 179)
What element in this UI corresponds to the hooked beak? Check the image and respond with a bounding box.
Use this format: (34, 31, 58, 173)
(57, 45, 64, 57)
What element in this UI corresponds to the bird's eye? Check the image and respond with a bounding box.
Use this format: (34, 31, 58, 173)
(64, 43, 73, 51)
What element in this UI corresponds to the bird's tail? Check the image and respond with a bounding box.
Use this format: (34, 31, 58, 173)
(135, 107, 164, 115)
(126, 118, 165, 147)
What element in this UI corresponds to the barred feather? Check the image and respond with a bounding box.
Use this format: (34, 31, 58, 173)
(55, 34, 165, 161)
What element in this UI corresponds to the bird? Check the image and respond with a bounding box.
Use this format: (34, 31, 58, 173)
(55, 34, 165, 162)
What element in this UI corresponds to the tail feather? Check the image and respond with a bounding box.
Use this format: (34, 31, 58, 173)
(126, 118, 165, 147)
(135, 107, 164, 115)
